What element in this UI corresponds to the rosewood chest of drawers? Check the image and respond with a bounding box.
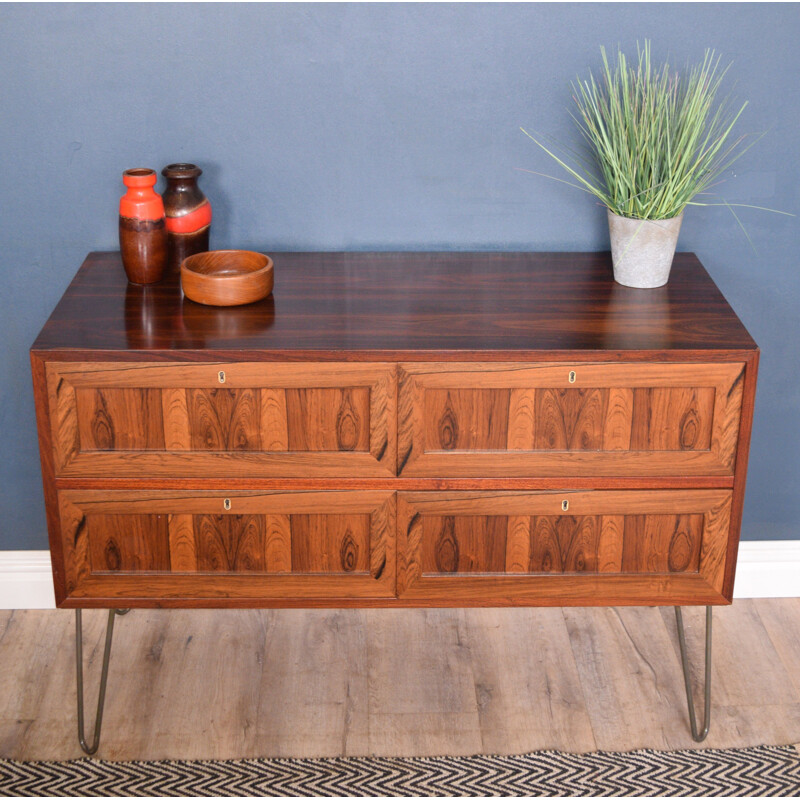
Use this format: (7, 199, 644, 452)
(31, 251, 758, 611)
(32, 251, 759, 750)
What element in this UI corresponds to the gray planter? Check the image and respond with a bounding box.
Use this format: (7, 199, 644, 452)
(607, 210, 684, 288)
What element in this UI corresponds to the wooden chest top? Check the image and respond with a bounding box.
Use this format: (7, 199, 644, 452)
(31, 251, 756, 357)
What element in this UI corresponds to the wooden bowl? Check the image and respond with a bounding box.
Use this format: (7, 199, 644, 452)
(181, 250, 274, 306)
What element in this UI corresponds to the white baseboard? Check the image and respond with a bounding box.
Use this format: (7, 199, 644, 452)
(728, 540, 800, 600)
(0, 551, 56, 609)
(0, 542, 797, 609)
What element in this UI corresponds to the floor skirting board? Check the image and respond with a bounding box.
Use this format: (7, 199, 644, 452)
(0, 542, 798, 609)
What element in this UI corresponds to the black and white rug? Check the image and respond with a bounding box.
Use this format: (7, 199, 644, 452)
(1, 745, 799, 797)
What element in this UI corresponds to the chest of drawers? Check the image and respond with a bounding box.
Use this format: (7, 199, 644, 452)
(31, 251, 758, 611)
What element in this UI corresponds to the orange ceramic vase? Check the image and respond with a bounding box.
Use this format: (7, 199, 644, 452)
(119, 168, 168, 284)
(162, 163, 212, 273)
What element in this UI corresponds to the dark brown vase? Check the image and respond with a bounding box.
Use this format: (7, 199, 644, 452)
(162, 163, 212, 273)
(119, 168, 168, 284)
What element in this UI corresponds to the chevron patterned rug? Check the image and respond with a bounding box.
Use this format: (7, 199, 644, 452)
(1, 745, 799, 796)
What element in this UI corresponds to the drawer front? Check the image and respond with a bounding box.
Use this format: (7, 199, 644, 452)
(57, 490, 395, 602)
(398, 362, 744, 477)
(398, 490, 733, 604)
(47, 362, 396, 477)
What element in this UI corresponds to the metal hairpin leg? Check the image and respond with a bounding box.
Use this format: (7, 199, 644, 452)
(674, 605, 712, 742)
(75, 608, 129, 755)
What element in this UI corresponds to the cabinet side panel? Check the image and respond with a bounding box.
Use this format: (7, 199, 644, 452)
(722, 352, 759, 599)
(31, 354, 67, 604)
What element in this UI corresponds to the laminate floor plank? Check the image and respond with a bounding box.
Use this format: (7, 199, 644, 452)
(0, 600, 799, 761)
(462, 607, 597, 753)
(562, 606, 691, 751)
(658, 602, 800, 708)
(364, 608, 483, 756)
(251, 608, 369, 759)
(755, 598, 800, 698)
(0, 610, 75, 760)
(120, 609, 269, 761)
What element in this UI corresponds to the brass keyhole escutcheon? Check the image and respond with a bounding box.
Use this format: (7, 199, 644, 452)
(561, 499, 569, 512)
(568, 370, 576, 383)
(223, 498, 231, 511)
(218, 370, 226, 384)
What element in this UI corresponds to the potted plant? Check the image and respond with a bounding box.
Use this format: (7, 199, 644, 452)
(523, 42, 758, 288)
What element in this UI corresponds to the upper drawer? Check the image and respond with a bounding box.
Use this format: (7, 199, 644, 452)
(398, 362, 744, 478)
(46, 362, 396, 477)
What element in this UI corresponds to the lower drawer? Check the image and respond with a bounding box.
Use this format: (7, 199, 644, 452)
(56, 490, 395, 603)
(397, 490, 733, 605)
(54, 488, 734, 607)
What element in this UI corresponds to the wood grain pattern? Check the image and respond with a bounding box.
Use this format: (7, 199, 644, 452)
(286, 388, 370, 452)
(76, 388, 166, 451)
(31, 252, 757, 609)
(504, 516, 531, 573)
(57, 490, 396, 600)
(87, 514, 171, 572)
(167, 514, 197, 571)
(421, 515, 507, 574)
(397, 490, 731, 605)
(621, 515, 703, 574)
(58, 495, 91, 595)
(424, 390, 509, 450)
(195, 514, 270, 572)
(602, 388, 633, 450)
(4, 601, 800, 759)
(291, 514, 370, 573)
(48, 372, 79, 474)
(534, 389, 607, 450)
(529, 515, 602, 573)
(34, 349, 69, 603)
(58, 574, 731, 607)
(722, 356, 758, 599)
(161, 389, 191, 450)
(369, 368, 396, 473)
(630, 388, 714, 451)
(31, 251, 758, 355)
(188, 388, 261, 451)
(259, 389, 289, 451)
(398, 362, 743, 478)
(597, 515, 624, 573)
(264, 514, 292, 574)
(180, 250, 273, 307)
(701, 495, 733, 594)
(45, 362, 397, 478)
(506, 389, 536, 450)
(369, 492, 395, 582)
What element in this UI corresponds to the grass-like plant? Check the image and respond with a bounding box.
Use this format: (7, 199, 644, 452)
(522, 42, 757, 221)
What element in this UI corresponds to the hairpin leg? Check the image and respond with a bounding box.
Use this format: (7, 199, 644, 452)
(75, 608, 128, 755)
(674, 605, 712, 742)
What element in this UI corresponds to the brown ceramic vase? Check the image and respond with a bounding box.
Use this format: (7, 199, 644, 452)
(162, 163, 212, 273)
(118, 168, 168, 284)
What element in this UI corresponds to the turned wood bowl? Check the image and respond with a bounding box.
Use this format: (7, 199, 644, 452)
(180, 250, 274, 306)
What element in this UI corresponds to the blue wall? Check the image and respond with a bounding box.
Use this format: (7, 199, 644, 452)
(1, 3, 798, 549)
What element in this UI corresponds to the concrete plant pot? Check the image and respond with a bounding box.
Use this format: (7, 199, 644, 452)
(607, 210, 684, 288)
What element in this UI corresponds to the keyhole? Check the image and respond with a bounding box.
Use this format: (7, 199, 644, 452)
(561, 499, 569, 512)
(568, 370, 576, 383)
(218, 370, 226, 384)
(223, 498, 231, 511)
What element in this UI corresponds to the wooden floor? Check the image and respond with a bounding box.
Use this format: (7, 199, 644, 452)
(1, 600, 799, 761)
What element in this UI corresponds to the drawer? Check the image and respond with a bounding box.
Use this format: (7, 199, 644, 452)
(56, 490, 395, 603)
(397, 490, 733, 605)
(398, 362, 744, 477)
(46, 362, 396, 477)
